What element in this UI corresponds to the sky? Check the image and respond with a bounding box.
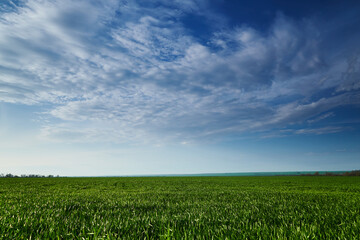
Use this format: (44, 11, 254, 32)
(0, 0, 359, 176)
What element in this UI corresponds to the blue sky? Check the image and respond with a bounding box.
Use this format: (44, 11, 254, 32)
(0, 0, 359, 176)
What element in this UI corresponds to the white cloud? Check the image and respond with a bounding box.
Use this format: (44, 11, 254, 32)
(0, 0, 359, 144)
(295, 127, 346, 135)
(307, 112, 335, 124)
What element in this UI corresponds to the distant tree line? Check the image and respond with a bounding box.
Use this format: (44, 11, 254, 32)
(301, 170, 360, 176)
(0, 173, 60, 178)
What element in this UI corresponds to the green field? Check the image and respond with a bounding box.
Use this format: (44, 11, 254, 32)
(0, 176, 359, 239)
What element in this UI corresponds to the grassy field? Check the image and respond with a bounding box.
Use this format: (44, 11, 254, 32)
(0, 176, 359, 239)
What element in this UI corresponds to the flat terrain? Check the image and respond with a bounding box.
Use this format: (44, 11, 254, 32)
(0, 176, 359, 239)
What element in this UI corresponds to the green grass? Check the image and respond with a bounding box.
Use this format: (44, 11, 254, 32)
(0, 176, 359, 239)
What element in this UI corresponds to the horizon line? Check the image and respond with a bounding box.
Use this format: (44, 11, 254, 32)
(67, 170, 356, 178)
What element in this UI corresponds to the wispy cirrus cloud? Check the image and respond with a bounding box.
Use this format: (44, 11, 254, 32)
(0, 0, 359, 144)
(295, 126, 347, 135)
(307, 112, 335, 124)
